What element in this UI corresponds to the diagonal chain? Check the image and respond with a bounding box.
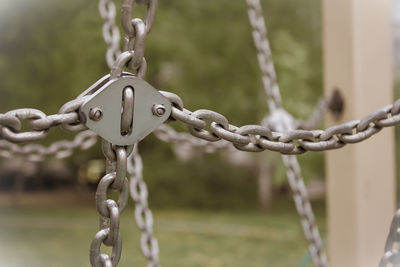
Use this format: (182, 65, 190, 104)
(246, 0, 328, 265)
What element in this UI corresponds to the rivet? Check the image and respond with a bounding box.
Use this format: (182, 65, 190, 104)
(152, 104, 166, 117)
(89, 107, 103, 121)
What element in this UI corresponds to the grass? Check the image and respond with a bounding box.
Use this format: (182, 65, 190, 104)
(0, 198, 326, 267)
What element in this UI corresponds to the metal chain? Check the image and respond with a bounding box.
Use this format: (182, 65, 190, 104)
(283, 154, 328, 267)
(264, 109, 328, 267)
(1, 88, 399, 156)
(99, 1, 161, 266)
(90, 141, 133, 267)
(246, 0, 282, 112)
(379, 209, 400, 267)
(127, 144, 160, 267)
(99, 0, 121, 69)
(246, 0, 327, 265)
(0, 97, 89, 143)
(162, 90, 400, 154)
(0, 130, 97, 162)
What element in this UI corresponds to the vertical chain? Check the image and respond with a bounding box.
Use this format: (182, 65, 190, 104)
(128, 144, 160, 267)
(246, 0, 328, 266)
(98, 1, 160, 266)
(90, 141, 132, 267)
(98, 0, 121, 69)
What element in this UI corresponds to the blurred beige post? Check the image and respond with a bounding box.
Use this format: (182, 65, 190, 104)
(323, 0, 395, 266)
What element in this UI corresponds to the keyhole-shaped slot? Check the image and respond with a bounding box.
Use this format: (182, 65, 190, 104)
(121, 86, 134, 136)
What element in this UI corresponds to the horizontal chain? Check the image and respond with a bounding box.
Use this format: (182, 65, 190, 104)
(0, 97, 88, 144)
(2, 90, 399, 156)
(162, 91, 400, 154)
(0, 130, 97, 162)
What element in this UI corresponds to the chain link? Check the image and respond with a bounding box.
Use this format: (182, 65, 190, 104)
(380, 209, 400, 267)
(246, 0, 282, 112)
(0, 130, 97, 162)
(283, 155, 328, 267)
(162, 91, 400, 154)
(127, 144, 160, 267)
(99, 1, 161, 266)
(90, 141, 132, 267)
(99, 0, 121, 69)
(0, 97, 89, 144)
(262, 108, 328, 267)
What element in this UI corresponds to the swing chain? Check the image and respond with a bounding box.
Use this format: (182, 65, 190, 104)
(90, 141, 133, 267)
(128, 145, 160, 267)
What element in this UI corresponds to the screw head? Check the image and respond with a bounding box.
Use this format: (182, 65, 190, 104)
(89, 107, 103, 121)
(152, 104, 166, 117)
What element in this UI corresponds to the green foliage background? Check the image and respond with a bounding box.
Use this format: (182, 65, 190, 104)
(0, 0, 324, 209)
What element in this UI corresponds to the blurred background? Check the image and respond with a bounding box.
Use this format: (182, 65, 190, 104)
(0, 0, 398, 266)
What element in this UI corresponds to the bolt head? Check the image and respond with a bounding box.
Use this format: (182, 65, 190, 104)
(89, 107, 103, 121)
(152, 104, 166, 117)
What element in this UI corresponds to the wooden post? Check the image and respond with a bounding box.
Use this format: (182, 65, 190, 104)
(323, 0, 396, 266)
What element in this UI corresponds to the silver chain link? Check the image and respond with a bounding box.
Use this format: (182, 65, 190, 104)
(90, 141, 132, 267)
(0, 97, 89, 143)
(128, 144, 160, 267)
(99, 0, 121, 69)
(247, 0, 327, 265)
(283, 154, 328, 267)
(246, 0, 282, 112)
(0, 85, 398, 157)
(98, 1, 160, 265)
(162, 91, 400, 154)
(0, 130, 97, 162)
